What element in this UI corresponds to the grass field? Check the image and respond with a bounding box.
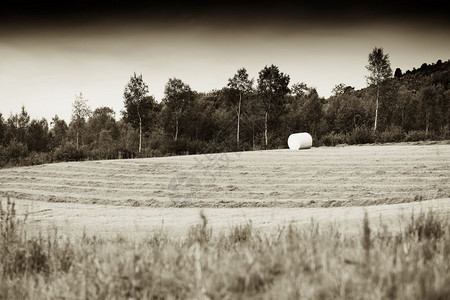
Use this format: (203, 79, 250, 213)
(1, 144, 449, 208)
(1, 198, 450, 299)
(1, 143, 450, 299)
(1, 143, 449, 237)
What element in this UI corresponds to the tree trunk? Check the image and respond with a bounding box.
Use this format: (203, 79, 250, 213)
(426, 111, 429, 134)
(401, 107, 404, 129)
(264, 111, 268, 148)
(137, 105, 142, 153)
(252, 121, 255, 150)
(138, 118, 142, 153)
(76, 130, 79, 150)
(237, 92, 241, 149)
(175, 118, 179, 141)
(374, 84, 379, 132)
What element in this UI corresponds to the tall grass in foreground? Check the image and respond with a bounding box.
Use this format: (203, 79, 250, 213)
(1, 198, 449, 299)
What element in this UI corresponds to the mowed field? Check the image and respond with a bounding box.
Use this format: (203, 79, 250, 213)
(1, 143, 449, 207)
(1, 143, 450, 237)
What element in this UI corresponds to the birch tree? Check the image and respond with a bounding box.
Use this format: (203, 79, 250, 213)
(228, 68, 253, 149)
(123, 73, 155, 152)
(366, 47, 392, 131)
(162, 78, 194, 141)
(257, 65, 290, 148)
(71, 93, 91, 150)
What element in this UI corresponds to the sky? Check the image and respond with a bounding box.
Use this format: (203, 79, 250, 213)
(1, 0, 449, 124)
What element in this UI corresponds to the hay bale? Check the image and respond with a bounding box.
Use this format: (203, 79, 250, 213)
(288, 133, 312, 150)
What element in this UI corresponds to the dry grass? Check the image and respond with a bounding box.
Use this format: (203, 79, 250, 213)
(0, 144, 449, 208)
(1, 197, 450, 299)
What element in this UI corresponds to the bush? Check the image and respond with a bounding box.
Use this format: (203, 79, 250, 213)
(5, 140, 29, 160)
(0, 146, 6, 167)
(348, 126, 375, 145)
(186, 139, 206, 154)
(439, 125, 450, 140)
(157, 138, 207, 156)
(25, 152, 52, 166)
(404, 130, 430, 142)
(117, 147, 135, 159)
(53, 142, 86, 161)
(376, 126, 406, 143)
(320, 132, 347, 146)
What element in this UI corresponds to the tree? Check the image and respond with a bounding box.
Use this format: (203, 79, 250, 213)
(228, 68, 253, 149)
(27, 118, 49, 152)
(50, 115, 68, 149)
(257, 65, 290, 148)
(71, 92, 91, 150)
(331, 83, 347, 96)
(88, 107, 119, 144)
(394, 68, 403, 78)
(5, 106, 30, 145)
(162, 78, 195, 141)
(291, 82, 309, 98)
(0, 113, 4, 146)
(366, 47, 392, 131)
(300, 88, 324, 137)
(123, 73, 155, 153)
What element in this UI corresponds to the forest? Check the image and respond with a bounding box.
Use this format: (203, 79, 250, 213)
(0, 49, 449, 168)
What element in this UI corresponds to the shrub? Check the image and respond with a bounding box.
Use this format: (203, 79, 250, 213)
(25, 152, 52, 166)
(0, 146, 6, 167)
(439, 125, 450, 140)
(5, 140, 29, 160)
(376, 126, 406, 143)
(186, 139, 206, 154)
(320, 132, 347, 146)
(53, 142, 86, 161)
(404, 130, 430, 142)
(348, 126, 375, 144)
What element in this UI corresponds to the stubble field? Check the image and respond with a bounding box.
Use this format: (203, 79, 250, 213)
(2, 143, 450, 299)
(0, 143, 449, 237)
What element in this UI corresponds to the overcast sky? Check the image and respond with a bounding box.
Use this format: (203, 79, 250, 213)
(1, 1, 449, 124)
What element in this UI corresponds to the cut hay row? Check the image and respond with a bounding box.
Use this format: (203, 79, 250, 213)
(1, 144, 449, 208)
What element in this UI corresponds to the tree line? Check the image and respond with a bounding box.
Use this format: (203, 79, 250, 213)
(1, 48, 449, 167)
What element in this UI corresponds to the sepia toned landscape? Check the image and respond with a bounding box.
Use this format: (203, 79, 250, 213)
(2, 0, 450, 299)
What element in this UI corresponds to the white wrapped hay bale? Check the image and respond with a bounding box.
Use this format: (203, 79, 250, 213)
(288, 133, 312, 150)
